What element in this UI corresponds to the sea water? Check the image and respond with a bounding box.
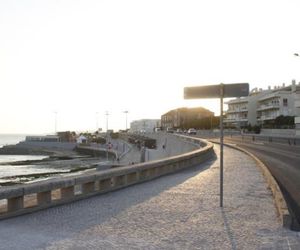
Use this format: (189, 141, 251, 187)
(0, 134, 27, 148)
(0, 134, 54, 182)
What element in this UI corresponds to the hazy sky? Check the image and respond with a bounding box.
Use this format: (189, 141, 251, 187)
(1, 0, 300, 134)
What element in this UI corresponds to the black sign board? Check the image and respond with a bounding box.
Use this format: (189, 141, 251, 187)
(184, 83, 249, 99)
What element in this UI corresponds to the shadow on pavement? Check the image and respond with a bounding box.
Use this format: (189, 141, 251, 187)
(0, 152, 218, 249)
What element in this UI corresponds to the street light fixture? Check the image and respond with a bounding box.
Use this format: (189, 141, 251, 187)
(123, 111, 129, 131)
(54, 111, 58, 134)
(105, 111, 109, 132)
(96, 112, 99, 132)
(105, 111, 109, 161)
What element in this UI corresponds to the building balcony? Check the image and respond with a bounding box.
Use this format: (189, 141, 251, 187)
(258, 93, 280, 102)
(257, 104, 280, 111)
(224, 118, 248, 123)
(225, 98, 248, 105)
(226, 108, 248, 114)
(257, 115, 277, 121)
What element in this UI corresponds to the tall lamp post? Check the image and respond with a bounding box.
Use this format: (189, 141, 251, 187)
(123, 111, 129, 131)
(293, 53, 300, 136)
(105, 111, 109, 161)
(54, 111, 58, 134)
(105, 111, 109, 132)
(96, 112, 99, 132)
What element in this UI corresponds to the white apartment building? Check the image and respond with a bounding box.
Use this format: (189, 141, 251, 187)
(224, 80, 300, 128)
(224, 98, 250, 128)
(130, 119, 161, 133)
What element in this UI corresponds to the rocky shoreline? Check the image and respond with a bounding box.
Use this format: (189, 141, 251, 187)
(0, 143, 110, 186)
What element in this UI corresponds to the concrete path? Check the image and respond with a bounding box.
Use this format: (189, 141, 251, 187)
(0, 145, 299, 249)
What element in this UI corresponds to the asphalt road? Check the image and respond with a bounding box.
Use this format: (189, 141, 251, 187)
(221, 135, 300, 229)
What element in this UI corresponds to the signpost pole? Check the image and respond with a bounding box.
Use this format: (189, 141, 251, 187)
(220, 84, 224, 207)
(184, 82, 249, 208)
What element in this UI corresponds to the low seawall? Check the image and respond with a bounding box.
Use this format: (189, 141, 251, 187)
(75, 145, 116, 159)
(0, 136, 214, 220)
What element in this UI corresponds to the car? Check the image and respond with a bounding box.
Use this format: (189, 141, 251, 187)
(166, 127, 174, 133)
(187, 128, 197, 135)
(154, 127, 161, 132)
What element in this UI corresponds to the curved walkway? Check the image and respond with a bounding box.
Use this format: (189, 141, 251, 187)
(0, 145, 299, 249)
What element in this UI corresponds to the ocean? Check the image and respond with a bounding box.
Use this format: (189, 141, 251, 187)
(0, 134, 47, 166)
(0, 134, 55, 184)
(0, 134, 105, 185)
(0, 134, 27, 148)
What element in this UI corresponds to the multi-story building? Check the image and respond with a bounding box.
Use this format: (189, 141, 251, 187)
(224, 80, 300, 128)
(224, 98, 250, 128)
(130, 119, 161, 133)
(161, 107, 214, 129)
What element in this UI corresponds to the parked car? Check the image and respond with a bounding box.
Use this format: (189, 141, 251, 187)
(154, 127, 161, 132)
(166, 127, 174, 133)
(187, 128, 197, 135)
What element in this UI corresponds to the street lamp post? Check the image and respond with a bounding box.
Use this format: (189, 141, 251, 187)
(105, 111, 109, 132)
(105, 111, 109, 161)
(96, 112, 99, 132)
(123, 111, 129, 131)
(54, 111, 58, 134)
(293, 53, 300, 136)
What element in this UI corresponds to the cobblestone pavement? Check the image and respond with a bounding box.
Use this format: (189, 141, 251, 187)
(0, 145, 300, 249)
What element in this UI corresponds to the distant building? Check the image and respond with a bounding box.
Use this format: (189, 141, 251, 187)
(161, 107, 214, 129)
(224, 80, 300, 128)
(57, 131, 76, 142)
(130, 119, 161, 133)
(25, 135, 60, 142)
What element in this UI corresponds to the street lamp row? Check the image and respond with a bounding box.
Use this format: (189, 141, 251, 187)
(95, 111, 129, 132)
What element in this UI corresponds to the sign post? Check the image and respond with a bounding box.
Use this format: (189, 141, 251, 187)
(220, 84, 224, 207)
(184, 83, 249, 207)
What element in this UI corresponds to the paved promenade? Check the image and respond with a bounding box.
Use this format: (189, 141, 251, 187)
(0, 145, 299, 249)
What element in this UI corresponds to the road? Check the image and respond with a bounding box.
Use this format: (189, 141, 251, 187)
(221, 135, 300, 229)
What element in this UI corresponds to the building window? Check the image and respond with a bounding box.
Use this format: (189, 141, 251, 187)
(283, 98, 288, 107)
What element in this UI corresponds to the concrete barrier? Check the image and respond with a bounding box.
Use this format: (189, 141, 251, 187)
(0, 136, 214, 220)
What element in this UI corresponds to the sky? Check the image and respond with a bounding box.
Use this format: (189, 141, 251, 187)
(1, 0, 300, 134)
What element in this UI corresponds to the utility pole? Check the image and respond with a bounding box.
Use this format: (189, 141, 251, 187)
(54, 111, 58, 134)
(105, 111, 109, 161)
(96, 112, 99, 132)
(123, 111, 129, 131)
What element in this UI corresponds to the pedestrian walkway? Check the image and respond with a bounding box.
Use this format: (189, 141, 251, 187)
(0, 145, 299, 249)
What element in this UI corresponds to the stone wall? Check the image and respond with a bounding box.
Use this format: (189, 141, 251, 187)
(0, 137, 214, 220)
